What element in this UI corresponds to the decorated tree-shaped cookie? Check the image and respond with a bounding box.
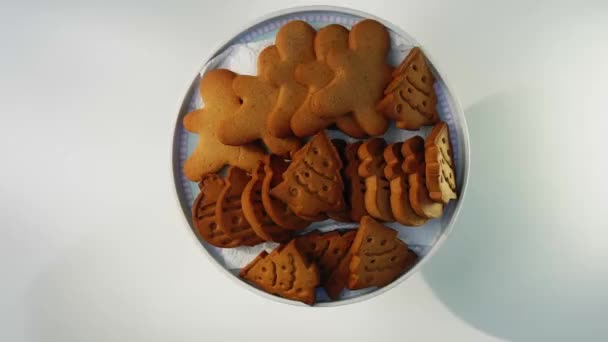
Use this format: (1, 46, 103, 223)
(425, 121, 457, 203)
(261, 155, 310, 230)
(377, 47, 440, 130)
(295, 230, 356, 283)
(270, 131, 345, 218)
(182, 69, 264, 181)
(240, 240, 320, 305)
(347, 216, 418, 289)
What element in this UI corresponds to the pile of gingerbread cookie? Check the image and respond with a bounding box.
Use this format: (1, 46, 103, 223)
(183, 19, 458, 305)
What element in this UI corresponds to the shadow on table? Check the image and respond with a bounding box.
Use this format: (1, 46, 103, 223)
(422, 92, 607, 341)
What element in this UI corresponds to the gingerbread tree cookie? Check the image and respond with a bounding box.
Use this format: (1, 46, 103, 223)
(358, 138, 394, 222)
(347, 216, 418, 289)
(425, 121, 457, 203)
(383, 143, 427, 226)
(182, 69, 264, 181)
(270, 131, 345, 218)
(309, 19, 392, 136)
(261, 155, 310, 230)
(214, 167, 264, 247)
(377, 47, 439, 130)
(241, 162, 292, 242)
(326, 139, 352, 222)
(291, 24, 367, 138)
(217, 75, 301, 156)
(240, 240, 320, 305)
(295, 230, 356, 284)
(401, 136, 443, 219)
(257, 20, 316, 138)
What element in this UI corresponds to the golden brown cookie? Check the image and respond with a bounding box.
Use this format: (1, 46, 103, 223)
(401, 135, 426, 174)
(182, 69, 265, 181)
(270, 131, 345, 218)
(309, 19, 392, 136)
(291, 24, 367, 138)
(324, 248, 353, 300)
(217, 75, 301, 156)
(358, 138, 394, 222)
(261, 155, 311, 230)
(344, 142, 367, 222)
(191, 174, 233, 247)
(214, 167, 264, 247)
(295, 230, 356, 284)
(327, 139, 351, 222)
(241, 162, 292, 242)
(425, 122, 457, 203)
(240, 240, 320, 305)
(401, 137, 444, 218)
(377, 47, 439, 130)
(347, 216, 418, 289)
(258, 21, 316, 138)
(383, 143, 427, 226)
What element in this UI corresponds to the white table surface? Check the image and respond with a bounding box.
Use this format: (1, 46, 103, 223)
(1, 1, 607, 341)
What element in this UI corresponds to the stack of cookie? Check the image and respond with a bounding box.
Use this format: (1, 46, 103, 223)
(345, 121, 458, 226)
(182, 18, 458, 304)
(182, 19, 440, 183)
(241, 216, 418, 305)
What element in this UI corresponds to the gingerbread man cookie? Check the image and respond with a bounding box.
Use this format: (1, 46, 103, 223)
(182, 69, 264, 181)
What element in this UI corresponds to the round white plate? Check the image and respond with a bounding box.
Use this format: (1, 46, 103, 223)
(172, 6, 470, 306)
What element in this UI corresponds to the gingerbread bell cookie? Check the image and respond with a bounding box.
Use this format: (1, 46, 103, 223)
(214, 167, 264, 247)
(358, 138, 394, 222)
(182, 69, 265, 181)
(240, 240, 320, 305)
(270, 131, 345, 218)
(192, 174, 231, 247)
(241, 162, 292, 242)
(378, 47, 439, 130)
(425, 121, 457, 203)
